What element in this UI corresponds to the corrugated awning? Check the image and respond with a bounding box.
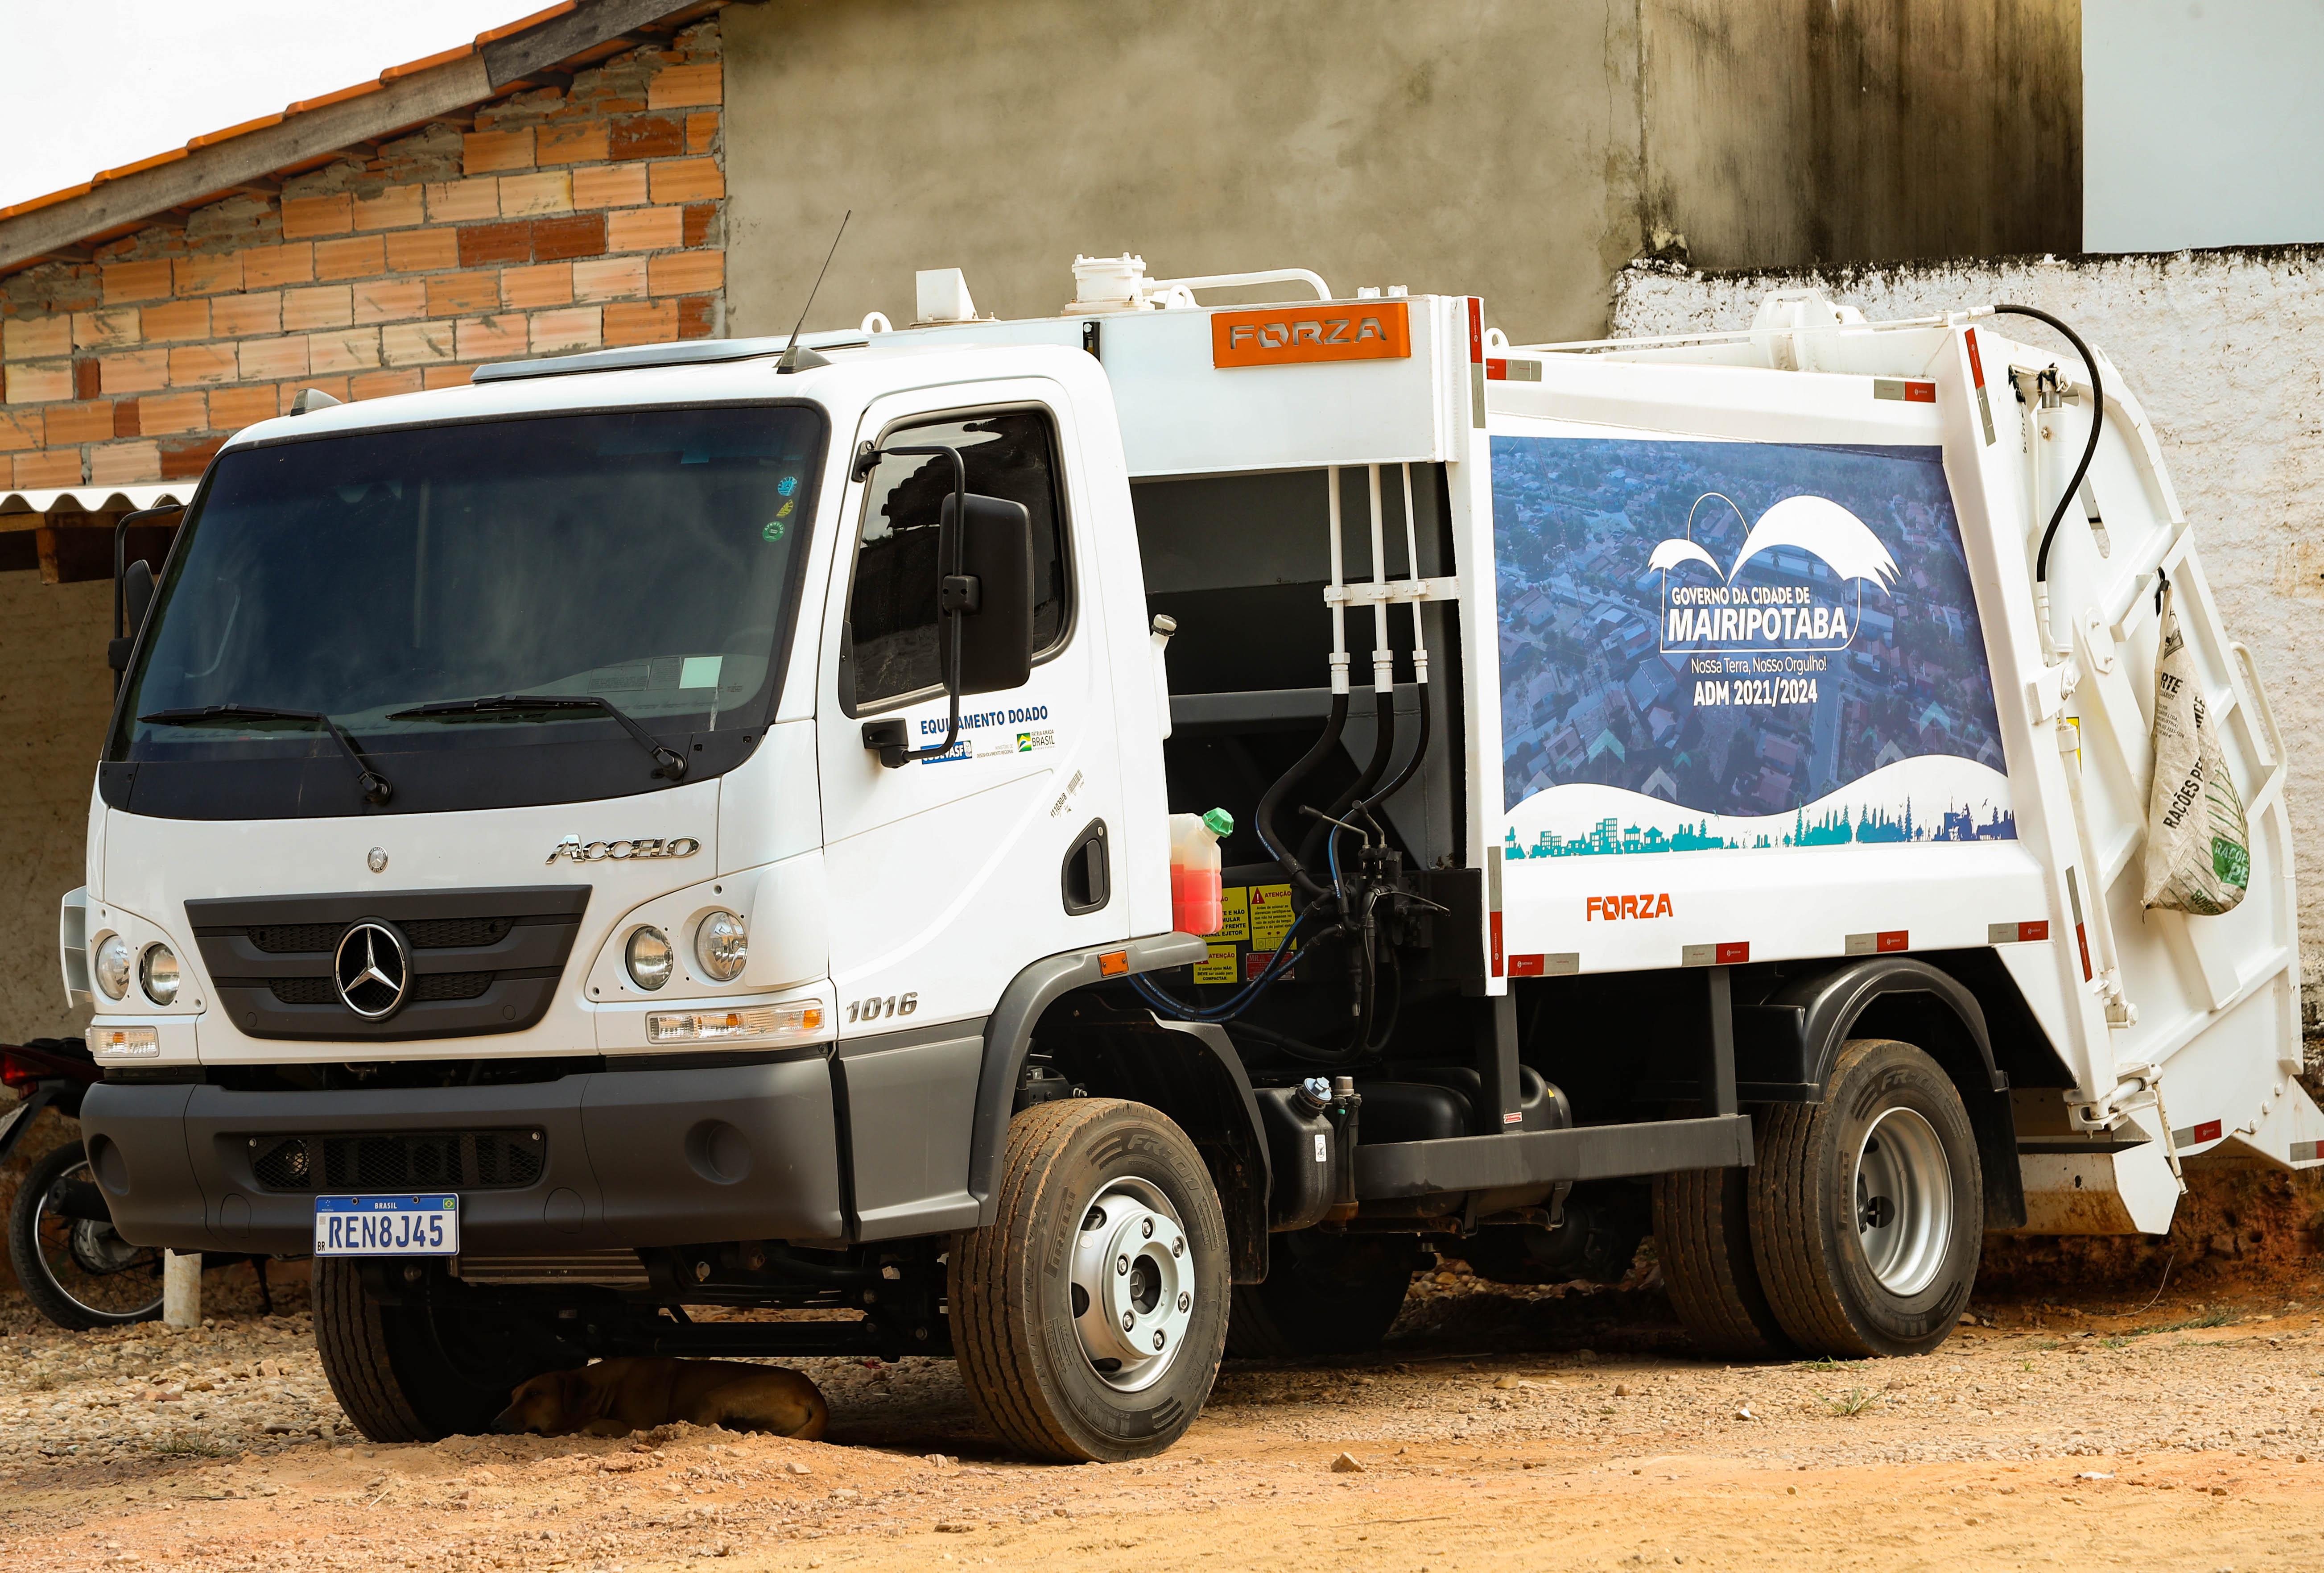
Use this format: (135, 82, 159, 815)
(0, 485, 196, 518)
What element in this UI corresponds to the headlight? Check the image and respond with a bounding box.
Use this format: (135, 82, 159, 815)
(92, 933, 131, 1001)
(139, 943, 181, 1006)
(625, 926, 673, 991)
(694, 910, 747, 983)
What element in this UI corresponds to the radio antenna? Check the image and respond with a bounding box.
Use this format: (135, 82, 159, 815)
(775, 210, 850, 375)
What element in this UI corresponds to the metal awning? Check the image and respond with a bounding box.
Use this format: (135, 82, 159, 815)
(0, 485, 196, 519)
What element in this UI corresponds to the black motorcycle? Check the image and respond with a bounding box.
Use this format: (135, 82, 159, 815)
(3, 1039, 285, 1329)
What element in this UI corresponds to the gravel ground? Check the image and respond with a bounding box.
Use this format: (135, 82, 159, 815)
(2, 1241, 2323, 1572)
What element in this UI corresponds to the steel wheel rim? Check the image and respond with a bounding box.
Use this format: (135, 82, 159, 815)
(1853, 1107, 1952, 1296)
(37, 1159, 163, 1318)
(1069, 1178, 1193, 1393)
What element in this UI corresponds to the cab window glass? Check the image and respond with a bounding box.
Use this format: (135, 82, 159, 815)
(848, 410, 1069, 709)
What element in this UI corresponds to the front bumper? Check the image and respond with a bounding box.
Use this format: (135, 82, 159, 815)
(80, 1056, 846, 1256)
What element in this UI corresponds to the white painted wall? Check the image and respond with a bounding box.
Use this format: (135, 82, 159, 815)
(1611, 249, 2324, 1037)
(2084, 0, 2324, 252)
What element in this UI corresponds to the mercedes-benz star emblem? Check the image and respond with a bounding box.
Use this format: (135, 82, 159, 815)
(334, 920, 410, 1019)
(367, 847, 388, 873)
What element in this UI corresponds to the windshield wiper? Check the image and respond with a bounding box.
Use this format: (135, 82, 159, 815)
(385, 695, 687, 782)
(138, 704, 394, 805)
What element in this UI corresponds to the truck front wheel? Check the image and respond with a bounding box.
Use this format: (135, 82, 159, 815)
(1749, 1039, 1982, 1358)
(313, 1260, 553, 1441)
(950, 1098, 1230, 1462)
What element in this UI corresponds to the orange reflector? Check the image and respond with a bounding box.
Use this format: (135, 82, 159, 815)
(1098, 950, 1129, 977)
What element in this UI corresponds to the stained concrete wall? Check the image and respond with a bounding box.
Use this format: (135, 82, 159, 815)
(0, 571, 110, 1044)
(723, 0, 2077, 346)
(1612, 246, 2324, 1025)
(1643, 0, 2081, 270)
(724, 0, 1646, 344)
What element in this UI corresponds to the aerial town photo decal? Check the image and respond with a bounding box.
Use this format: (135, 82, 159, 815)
(1492, 435, 2015, 859)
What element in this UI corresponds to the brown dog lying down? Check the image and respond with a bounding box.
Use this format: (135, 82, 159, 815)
(491, 1357, 828, 1440)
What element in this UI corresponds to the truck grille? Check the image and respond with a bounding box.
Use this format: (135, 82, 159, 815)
(187, 886, 589, 1042)
(247, 917, 516, 954)
(267, 971, 494, 1006)
(248, 1130, 546, 1192)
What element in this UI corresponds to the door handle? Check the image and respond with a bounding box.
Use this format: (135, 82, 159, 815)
(1062, 819, 1110, 915)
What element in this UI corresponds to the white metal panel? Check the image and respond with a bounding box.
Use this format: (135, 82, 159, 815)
(858, 302, 1456, 478)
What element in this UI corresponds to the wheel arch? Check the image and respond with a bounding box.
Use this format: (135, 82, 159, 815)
(969, 936, 1269, 1283)
(1735, 955, 2036, 1230)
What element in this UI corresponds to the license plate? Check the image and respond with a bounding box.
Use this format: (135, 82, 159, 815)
(313, 1194, 460, 1256)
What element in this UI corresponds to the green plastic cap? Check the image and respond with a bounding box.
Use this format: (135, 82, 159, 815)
(1202, 807, 1234, 839)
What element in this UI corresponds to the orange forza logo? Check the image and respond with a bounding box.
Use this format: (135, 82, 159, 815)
(1587, 892, 1673, 920)
(1212, 301, 1410, 368)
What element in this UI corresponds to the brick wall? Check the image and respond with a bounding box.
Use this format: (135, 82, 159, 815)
(0, 19, 727, 491)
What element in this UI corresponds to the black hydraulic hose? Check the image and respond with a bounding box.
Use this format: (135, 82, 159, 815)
(1990, 305, 2105, 585)
(1256, 691, 1349, 899)
(1357, 678, 1432, 815)
(1296, 689, 1395, 874)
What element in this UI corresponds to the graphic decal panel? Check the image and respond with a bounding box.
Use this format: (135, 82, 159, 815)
(1492, 435, 2010, 857)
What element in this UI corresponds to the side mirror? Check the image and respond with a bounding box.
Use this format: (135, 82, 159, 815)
(107, 560, 156, 674)
(110, 504, 180, 682)
(940, 492, 1035, 696)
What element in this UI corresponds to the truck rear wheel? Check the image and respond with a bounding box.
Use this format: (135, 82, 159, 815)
(313, 1260, 552, 1442)
(1225, 1230, 1420, 1360)
(1749, 1039, 1982, 1358)
(950, 1098, 1229, 1462)
(1652, 1160, 1793, 1359)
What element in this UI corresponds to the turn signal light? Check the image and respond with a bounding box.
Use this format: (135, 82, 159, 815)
(645, 1001, 825, 1045)
(87, 1026, 160, 1058)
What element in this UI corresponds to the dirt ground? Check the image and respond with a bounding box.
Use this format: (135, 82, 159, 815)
(4, 1169, 2323, 1573)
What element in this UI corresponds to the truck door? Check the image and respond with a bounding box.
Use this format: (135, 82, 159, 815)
(814, 378, 1124, 1082)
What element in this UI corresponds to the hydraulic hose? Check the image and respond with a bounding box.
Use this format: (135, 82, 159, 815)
(1256, 692, 1348, 899)
(1296, 689, 1394, 873)
(1358, 677, 1431, 815)
(1130, 905, 1321, 1022)
(1990, 304, 2105, 585)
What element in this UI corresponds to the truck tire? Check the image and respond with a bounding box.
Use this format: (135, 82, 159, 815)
(1224, 1230, 1420, 1360)
(314, 1260, 551, 1442)
(950, 1097, 1230, 1463)
(1652, 1162, 1794, 1359)
(8, 1140, 165, 1330)
(1749, 1039, 1982, 1358)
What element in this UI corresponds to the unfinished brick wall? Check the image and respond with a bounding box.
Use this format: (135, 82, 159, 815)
(0, 19, 727, 492)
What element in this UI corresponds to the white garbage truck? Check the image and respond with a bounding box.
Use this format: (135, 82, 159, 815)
(66, 253, 2323, 1462)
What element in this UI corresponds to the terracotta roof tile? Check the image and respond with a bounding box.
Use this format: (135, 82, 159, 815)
(1, 2, 709, 232)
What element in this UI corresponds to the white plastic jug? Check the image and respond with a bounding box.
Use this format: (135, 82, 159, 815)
(1168, 807, 1234, 936)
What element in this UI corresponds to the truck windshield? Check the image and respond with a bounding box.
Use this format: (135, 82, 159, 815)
(109, 404, 824, 815)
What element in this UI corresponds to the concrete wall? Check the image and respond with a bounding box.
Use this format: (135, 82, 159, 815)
(724, 0, 2077, 346)
(0, 572, 112, 1043)
(725, 0, 1646, 344)
(1643, 0, 2080, 270)
(1612, 245, 2324, 1026)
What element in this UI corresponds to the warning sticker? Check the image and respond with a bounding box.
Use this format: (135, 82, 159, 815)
(1249, 884, 1296, 948)
(1193, 943, 1239, 985)
(1217, 886, 1251, 944)
(1245, 946, 1297, 982)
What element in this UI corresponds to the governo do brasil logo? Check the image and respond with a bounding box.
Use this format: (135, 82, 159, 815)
(1651, 493, 1898, 654)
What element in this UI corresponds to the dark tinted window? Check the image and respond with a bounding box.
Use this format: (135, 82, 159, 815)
(847, 410, 1068, 709)
(116, 405, 823, 761)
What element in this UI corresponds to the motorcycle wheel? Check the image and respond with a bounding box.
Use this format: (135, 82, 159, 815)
(8, 1140, 165, 1329)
